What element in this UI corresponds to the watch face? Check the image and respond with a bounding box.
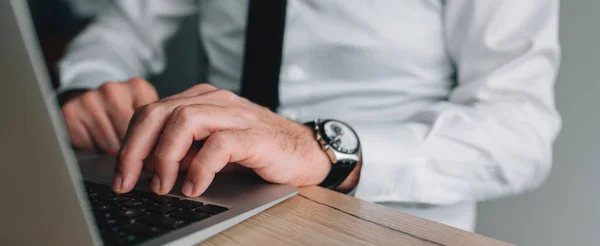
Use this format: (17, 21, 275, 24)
(322, 120, 359, 154)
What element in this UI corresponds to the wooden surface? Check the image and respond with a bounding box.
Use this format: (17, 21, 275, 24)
(201, 186, 510, 246)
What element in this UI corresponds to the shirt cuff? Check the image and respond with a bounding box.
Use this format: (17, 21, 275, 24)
(56, 71, 120, 95)
(351, 122, 433, 203)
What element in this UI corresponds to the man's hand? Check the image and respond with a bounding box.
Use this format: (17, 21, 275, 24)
(61, 78, 159, 155)
(113, 84, 332, 197)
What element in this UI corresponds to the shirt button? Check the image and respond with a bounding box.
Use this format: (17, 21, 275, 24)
(286, 65, 306, 81)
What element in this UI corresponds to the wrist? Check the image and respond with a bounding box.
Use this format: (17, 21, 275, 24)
(297, 119, 362, 192)
(295, 124, 331, 186)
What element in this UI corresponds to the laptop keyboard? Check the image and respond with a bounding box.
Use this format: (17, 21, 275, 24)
(84, 181, 228, 246)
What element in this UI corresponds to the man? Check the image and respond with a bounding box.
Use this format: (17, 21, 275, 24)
(58, 0, 561, 231)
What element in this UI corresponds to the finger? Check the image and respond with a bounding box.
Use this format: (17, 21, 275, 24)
(98, 82, 136, 140)
(68, 118, 96, 152)
(128, 78, 160, 108)
(115, 90, 235, 194)
(62, 100, 95, 152)
(106, 106, 135, 141)
(151, 104, 248, 194)
(115, 103, 170, 193)
(116, 100, 203, 193)
(117, 101, 221, 193)
(178, 142, 249, 173)
(145, 142, 201, 173)
(182, 130, 259, 197)
(79, 92, 121, 155)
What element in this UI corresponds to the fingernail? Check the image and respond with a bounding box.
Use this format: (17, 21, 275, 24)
(182, 181, 194, 197)
(112, 173, 123, 193)
(151, 175, 161, 194)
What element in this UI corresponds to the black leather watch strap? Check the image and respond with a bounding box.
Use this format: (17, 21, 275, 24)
(320, 160, 357, 190)
(305, 121, 358, 190)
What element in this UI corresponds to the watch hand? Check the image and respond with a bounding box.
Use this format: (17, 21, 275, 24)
(332, 135, 341, 142)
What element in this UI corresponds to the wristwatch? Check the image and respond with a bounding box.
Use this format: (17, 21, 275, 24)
(305, 119, 361, 190)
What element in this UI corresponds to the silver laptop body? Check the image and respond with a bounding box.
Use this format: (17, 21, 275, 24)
(0, 1, 298, 245)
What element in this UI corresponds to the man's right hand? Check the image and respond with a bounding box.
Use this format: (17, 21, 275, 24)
(61, 78, 159, 155)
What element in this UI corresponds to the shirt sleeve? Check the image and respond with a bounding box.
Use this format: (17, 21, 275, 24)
(57, 0, 197, 93)
(353, 0, 561, 205)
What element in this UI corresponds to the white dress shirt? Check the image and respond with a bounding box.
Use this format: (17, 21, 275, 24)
(58, 0, 561, 231)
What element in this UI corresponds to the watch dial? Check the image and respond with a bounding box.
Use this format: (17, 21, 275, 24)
(323, 121, 358, 153)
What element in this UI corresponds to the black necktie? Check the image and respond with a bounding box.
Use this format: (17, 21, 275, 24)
(240, 0, 288, 112)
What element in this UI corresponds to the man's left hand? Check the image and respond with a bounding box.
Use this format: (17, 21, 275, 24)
(112, 84, 331, 197)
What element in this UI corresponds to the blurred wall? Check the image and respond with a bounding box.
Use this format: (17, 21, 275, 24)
(475, 1, 600, 245)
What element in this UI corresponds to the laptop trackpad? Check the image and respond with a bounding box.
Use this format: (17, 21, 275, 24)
(74, 152, 267, 204)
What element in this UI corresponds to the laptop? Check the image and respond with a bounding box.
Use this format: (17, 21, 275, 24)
(0, 1, 298, 245)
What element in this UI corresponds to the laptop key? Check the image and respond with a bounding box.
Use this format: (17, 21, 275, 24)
(152, 195, 178, 204)
(95, 209, 135, 222)
(146, 205, 179, 215)
(96, 217, 130, 228)
(171, 199, 204, 210)
(121, 200, 145, 209)
(138, 214, 190, 229)
(98, 195, 120, 203)
(195, 204, 228, 215)
(120, 190, 149, 199)
(115, 208, 146, 219)
(94, 211, 113, 220)
(100, 195, 132, 203)
(92, 203, 114, 211)
(123, 222, 165, 237)
(171, 210, 211, 222)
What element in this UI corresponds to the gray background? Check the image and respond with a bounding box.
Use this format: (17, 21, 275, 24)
(152, 2, 598, 245)
(476, 1, 600, 245)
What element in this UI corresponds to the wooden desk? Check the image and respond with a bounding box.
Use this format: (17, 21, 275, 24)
(202, 186, 510, 245)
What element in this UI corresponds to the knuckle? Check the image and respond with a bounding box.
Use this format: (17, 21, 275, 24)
(136, 102, 163, 120)
(61, 102, 79, 120)
(185, 83, 217, 95)
(99, 83, 124, 106)
(213, 89, 237, 100)
(172, 105, 195, 127)
(205, 133, 229, 151)
(173, 106, 192, 125)
(193, 83, 216, 91)
(178, 107, 195, 120)
(98, 82, 120, 95)
(78, 91, 100, 107)
(127, 77, 149, 88)
(177, 105, 197, 119)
